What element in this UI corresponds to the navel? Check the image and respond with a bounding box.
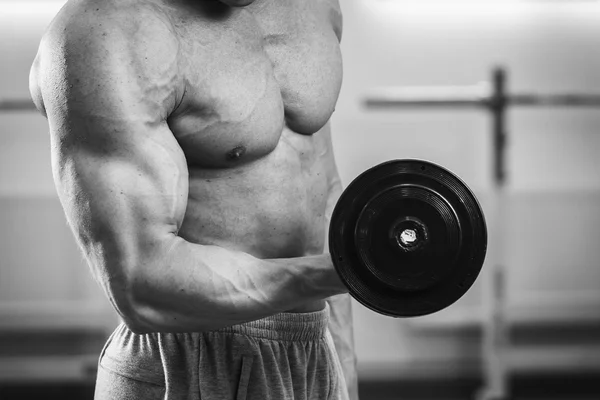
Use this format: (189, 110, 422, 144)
(226, 145, 247, 162)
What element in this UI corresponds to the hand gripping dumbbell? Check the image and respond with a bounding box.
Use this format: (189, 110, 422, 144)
(329, 159, 488, 317)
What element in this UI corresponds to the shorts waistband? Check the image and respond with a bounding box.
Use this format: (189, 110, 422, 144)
(213, 303, 330, 341)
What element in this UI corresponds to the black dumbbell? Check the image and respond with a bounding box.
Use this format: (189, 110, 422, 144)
(329, 159, 487, 317)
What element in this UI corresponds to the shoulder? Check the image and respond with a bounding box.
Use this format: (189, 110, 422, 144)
(39, 0, 171, 44)
(40, 0, 179, 64)
(31, 0, 183, 118)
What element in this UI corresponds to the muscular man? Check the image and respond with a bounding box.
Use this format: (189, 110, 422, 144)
(29, 0, 356, 398)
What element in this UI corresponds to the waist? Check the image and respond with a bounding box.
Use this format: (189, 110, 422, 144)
(109, 302, 330, 346)
(285, 299, 327, 313)
(215, 302, 330, 341)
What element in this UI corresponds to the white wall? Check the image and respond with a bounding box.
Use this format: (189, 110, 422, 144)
(1, 0, 600, 381)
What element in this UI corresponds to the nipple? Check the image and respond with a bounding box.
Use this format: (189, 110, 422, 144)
(226, 145, 247, 162)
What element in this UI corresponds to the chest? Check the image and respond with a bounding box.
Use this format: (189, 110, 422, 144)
(167, 0, 343, 167)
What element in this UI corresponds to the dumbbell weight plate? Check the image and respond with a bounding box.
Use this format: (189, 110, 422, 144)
(329, 159, 487, 317)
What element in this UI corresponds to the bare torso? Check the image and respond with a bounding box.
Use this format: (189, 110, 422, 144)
(34, 0, 343, 314)
(166, 0, 343, 259)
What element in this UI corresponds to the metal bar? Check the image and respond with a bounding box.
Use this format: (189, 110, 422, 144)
(364, 87, 600, 109)
(364, 84, 489, 109)
(0, 99, 37, 112)
(491, 68, 508, 186)
(478, 67, 510, 400)
(365, 99, 483, 108)
(511, 93, 600, 107)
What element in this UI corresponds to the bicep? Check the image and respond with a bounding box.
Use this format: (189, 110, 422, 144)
(52, 119, 188, 325)
(56, 130, 188, 253)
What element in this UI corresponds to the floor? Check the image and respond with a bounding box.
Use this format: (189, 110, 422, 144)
(1, 373, 599, 400)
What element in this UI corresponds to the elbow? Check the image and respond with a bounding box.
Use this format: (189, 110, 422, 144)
(103, 237, 204, 334)
(117, 298, 169, 335)
(108, 266, 165, 335)
(121, 315, 153, 335)
(117, 292, 156, 334)
(106, 236, 188, 334)
(112, 290, 157, 335)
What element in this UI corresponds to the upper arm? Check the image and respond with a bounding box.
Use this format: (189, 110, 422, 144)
(31, 5, 188, 323)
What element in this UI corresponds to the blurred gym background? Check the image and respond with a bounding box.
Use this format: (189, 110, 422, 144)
(1, 0, 599, 399)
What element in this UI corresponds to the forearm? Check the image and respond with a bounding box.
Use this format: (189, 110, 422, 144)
(130, 236, 345, 333)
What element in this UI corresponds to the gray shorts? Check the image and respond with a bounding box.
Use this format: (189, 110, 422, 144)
(94, 304, 349, 400)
